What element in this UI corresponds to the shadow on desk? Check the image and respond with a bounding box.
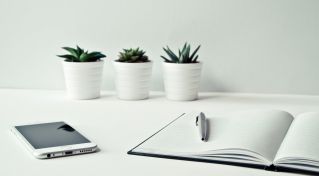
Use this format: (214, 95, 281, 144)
(95, 92, 319, 107)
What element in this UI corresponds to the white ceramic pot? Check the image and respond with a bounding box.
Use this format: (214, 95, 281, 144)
(113, 61, 153, 100)
(162, 62, 202, 101)
(62, 60, 104, 100)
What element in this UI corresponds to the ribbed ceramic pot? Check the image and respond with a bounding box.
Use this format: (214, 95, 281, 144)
(162, 62, 202, 101)
(62, 60, 104, 100)
(113, 61, 153, 100)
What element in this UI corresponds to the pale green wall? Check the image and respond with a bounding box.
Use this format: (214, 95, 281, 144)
(0, 0, 318, 94)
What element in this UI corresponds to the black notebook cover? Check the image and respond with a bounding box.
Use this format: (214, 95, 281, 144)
(127, 113, 318, 175)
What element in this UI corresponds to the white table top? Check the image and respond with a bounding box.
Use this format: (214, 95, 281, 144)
(1, 89, 319, 176)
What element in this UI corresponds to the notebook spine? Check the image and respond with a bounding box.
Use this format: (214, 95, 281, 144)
(264, 164, 277, 171)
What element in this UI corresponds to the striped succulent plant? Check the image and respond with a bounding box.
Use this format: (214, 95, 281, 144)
(161, 43, 201, 63)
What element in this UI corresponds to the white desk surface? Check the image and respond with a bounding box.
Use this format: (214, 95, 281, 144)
(1, 89, 319, 176)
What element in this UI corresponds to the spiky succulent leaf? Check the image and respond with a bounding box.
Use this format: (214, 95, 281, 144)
(181, 43, 187, 54)
(192, 55, 199, 63)
(62, 47, 79, 58)
(163, 47, 179, 63)
(87, 52, 106, 61)
(185, 45, 191, 62)
(160, 56, 172, 63)
(57, 54, 78, 62)
(180, 44, 190, 63)
(189, 45, 201, 61)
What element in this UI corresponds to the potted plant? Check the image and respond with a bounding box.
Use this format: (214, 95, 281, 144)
(113, 47, 152, 100)
(161, 43, 202, 101)
(58, 46, 106, 100)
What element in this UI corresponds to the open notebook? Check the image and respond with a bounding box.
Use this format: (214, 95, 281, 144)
(128, 110, 319, 174)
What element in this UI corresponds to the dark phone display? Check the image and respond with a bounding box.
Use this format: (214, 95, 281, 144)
(15, 122, 90, 149)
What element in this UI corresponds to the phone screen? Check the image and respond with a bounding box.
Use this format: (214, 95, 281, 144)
(15, 122, 90, 149)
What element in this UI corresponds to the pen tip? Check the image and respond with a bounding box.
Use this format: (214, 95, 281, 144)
(201, 138, 205, 141)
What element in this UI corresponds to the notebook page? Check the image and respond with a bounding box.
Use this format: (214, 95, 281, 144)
(134, 110, 293, 162)
(274, 112, 319, 163)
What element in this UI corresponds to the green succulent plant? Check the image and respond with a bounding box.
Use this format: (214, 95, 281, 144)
(161, 43, 201, 63)
(58, 45, 106, 62)
(116, 47, 149, 63)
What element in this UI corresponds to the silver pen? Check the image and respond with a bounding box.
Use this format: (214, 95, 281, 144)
(195, 112, 208, 142)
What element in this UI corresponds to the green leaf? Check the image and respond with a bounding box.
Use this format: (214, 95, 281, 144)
(185, 44, 191, 63)
(57, 54, 78, 62)
(192, 55, 199, 63)
(163, 47, 179, 63)
(179, 49, 185, 63)
(62, 47, 79, 58)
(161, 56, 172, 63)
(117, 47, 148, 63)
(79, 52, 89, 62)
(180, 44, 190, 63)
(88, 52, 106, 58)
(181, 43, 187, 52)
(189, 45, 201, 61)
(131, 56, 139, 61)
(76, 45, 84, 55)
(141, 56, 149, 62)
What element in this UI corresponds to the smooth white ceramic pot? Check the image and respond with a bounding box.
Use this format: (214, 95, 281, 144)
(62, 60, 104, 100)
(162, 62, 202, 101)
(113, 61, 153, 100)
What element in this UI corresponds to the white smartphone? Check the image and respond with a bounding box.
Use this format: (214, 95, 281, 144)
(11, 121, 98, 159)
